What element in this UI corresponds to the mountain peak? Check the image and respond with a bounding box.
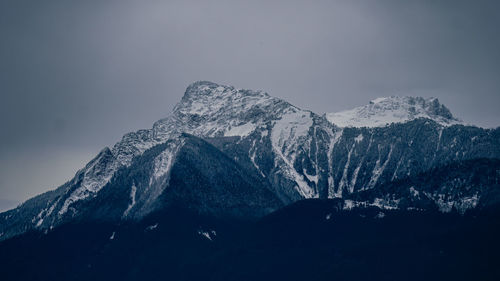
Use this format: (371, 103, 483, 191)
(180, 81, 271, 104)
(173, 81, 279, 121)
(326, 96, 463, 128)
(179, 81, 235, 108)
(183, 81, 227, 97)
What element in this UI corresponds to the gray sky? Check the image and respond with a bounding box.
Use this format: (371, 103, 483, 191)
(1, 0, 499, 207)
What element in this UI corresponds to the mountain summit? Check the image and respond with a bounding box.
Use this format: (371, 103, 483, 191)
(326, 96, 463, 128)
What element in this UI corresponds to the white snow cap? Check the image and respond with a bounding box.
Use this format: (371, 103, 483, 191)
(326, 96, 463, 128)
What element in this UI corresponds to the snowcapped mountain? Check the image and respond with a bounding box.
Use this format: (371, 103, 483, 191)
(0, 81, 499, 241)
(326, 96, 463, 128)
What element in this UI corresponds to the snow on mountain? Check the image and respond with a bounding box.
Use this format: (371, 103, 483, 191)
(37, 85, 474, 220)
(271, 107, 316, 198)
(1, 81, 499, 242)
(155, 81, 320, 201)
(59, 148, 118, 215)
(20, 81, 316, 226)
(326, 96, 463, 128)
(57, 82, 278, 215)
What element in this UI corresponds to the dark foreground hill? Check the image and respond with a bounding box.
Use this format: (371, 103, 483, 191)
(1, 199, 499, 281)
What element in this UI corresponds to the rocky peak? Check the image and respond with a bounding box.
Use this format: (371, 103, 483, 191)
(166, 81, 294, 138)
(175, 81, 276, 117)
(326, 96, 463, 128)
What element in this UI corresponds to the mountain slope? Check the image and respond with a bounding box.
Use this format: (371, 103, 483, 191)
(345, 158, 500, 213)
(0, 134, 283, 240)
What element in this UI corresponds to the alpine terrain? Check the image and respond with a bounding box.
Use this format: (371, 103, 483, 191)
(1, 81, 499, 281)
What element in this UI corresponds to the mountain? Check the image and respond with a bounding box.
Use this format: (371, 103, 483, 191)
(1, 81, 499, 242)
(326, 96, 464, 127)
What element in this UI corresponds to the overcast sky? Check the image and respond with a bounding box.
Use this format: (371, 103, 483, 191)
(0, 0, 499, 208)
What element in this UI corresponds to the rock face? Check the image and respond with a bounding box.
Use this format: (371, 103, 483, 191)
(1, 81, 499, 241)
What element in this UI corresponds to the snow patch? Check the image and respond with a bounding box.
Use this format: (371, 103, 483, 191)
(146, 223, 158, 231)
(151, 143, 179, 183)
(198, 229, 217, 241)
(303, 169, 319, 185)
(354, 134, 364, 143)
(409, 187, 420, 197)
(337, 144, 355, 197)
(224, 122, 256, 137)
(261, 129, 269, 138)
(249, 140, 265, 177)
(367, 145, 393, 189)
(327, 130, 343, 198)
(431, 193, 480, 214)
(343, 198, 400, 210)
(271, 108, 316, 198)
(122, 184, 137, 218)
